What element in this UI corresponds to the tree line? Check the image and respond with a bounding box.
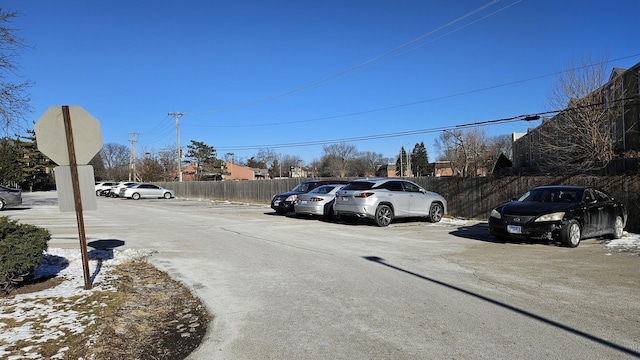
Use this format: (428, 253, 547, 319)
(1, 8, 630, 184)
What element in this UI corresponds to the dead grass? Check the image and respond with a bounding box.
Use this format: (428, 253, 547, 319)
(1, 260, 211, 360)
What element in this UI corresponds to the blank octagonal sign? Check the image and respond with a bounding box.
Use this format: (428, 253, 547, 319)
(34, 106, 103, 166)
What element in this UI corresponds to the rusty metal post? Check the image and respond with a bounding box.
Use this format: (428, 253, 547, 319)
(62, 105, 92, 290)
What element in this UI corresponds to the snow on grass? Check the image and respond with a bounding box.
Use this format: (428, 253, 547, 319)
(0, 248, 154, 359)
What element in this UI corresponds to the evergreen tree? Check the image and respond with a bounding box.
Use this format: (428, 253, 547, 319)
(0, 137, 22, 186)
(16, 130, 55, 191)
(411, 142, 429, 176)
(185, 140, 224, 180)
(395, 147, 407, 177)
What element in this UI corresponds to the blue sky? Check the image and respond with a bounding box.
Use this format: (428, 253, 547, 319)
(6, 0, 640, 165)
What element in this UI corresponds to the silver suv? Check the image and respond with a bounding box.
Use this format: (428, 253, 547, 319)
(334, 178, 447, 227)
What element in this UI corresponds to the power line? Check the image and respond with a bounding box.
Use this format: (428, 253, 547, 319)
(185, 0, 509, 117)
(183, 53, 640, 129)
(212, 95, 639, 152)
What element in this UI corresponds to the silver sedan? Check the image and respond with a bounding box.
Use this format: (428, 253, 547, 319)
(120, 183, 175, 200)
(294, 184, 345, 219)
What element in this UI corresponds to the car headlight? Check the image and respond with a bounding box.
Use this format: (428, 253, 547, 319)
(285, 195, 297, 202)
(534, 212, 565, 222)
(490, 209, 501, 219)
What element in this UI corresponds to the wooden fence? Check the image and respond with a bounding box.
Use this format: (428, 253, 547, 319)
(156, 175, 640, 232)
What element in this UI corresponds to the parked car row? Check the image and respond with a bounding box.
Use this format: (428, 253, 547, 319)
(271, 178, 448, 227)
(272, 180, 628, 248)
(94, 181, 174, 200)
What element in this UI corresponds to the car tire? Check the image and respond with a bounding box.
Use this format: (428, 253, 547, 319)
(374, 205, 393, 227)
(428, 203, 444, 223)
(611, 216, 624, 239)
(132, 193, 140, 200)
(0, 200, 5, 211)
(561, 220, 581, 248)
(96, 190, 101, 196)
(163, 192, 171, 199)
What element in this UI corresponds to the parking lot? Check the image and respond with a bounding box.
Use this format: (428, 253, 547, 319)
(7, 192, 640, 359)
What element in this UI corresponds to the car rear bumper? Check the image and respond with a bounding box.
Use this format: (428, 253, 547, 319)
(294, 204, 324, 216)
(335, 204, 374, 219)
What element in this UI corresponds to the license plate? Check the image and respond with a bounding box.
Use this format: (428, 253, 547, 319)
(507, 225, 522, 234)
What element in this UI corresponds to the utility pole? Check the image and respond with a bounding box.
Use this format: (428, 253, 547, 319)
(399, 146, 404, 177)
(168, 112, 184, 181)
(128, 132, 139, 181)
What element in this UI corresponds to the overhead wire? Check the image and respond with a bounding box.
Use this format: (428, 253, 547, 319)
(183, 53, 640, 129)
(185, 0, 504, 117)
(212, 95, 639, 152)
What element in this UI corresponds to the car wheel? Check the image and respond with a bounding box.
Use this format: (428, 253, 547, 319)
(163, 192, 171, 199)
(0, 200, 5, 211)
(561, 220, 581, 248)
(611, 216, 624, 239)
(374, 205, 393, 227)
(96, 190, 101, 196)
(132, 193, 140, 200)
(428, 203, 444, 223)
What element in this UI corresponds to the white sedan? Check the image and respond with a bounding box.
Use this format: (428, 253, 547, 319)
(120, 183, 175, 200)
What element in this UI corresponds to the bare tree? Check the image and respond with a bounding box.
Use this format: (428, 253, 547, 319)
(0, 10, 32, 133)
(157, 145, 177, 181)
(321, 142, 357, 177)
(435, 128, 490, 177)
(351, 151, 385, 177)
(538, 57, 619, 173)
(487, 134, 512, 160)
(100, 142, 129, 180)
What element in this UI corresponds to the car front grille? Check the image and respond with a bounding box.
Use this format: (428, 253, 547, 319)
(504, 215, 535, 224)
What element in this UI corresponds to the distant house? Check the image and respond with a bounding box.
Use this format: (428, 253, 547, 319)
(180, 163, 223, 181)
(375, 163, 397, 177)
(434, 161, 453, 177)
(224, 162, 257, 180)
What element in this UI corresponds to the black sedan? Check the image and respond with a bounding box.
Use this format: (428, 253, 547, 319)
(488, 186, 626, 247)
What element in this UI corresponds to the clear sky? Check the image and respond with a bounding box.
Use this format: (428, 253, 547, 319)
(5, 0, 640, 165)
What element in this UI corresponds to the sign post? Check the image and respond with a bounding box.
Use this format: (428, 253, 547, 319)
(35, 105, 103, 290)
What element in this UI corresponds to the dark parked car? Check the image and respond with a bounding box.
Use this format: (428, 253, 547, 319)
(0, 185, 22, 210)
(488, 186, 626, 247)
(271, 180, 348, 215)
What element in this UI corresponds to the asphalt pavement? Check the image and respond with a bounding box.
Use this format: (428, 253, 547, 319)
(7, 192, 640, 359)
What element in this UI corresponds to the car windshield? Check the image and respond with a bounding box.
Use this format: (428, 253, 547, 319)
(517, 188, 582, 203)
(342, 182, 374, 191)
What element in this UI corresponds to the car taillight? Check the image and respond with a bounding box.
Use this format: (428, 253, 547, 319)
(309, 197, 323, 202)
(355, 192, 374, 198)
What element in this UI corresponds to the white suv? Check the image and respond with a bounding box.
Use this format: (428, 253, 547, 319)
(334, 178, 447, 227)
